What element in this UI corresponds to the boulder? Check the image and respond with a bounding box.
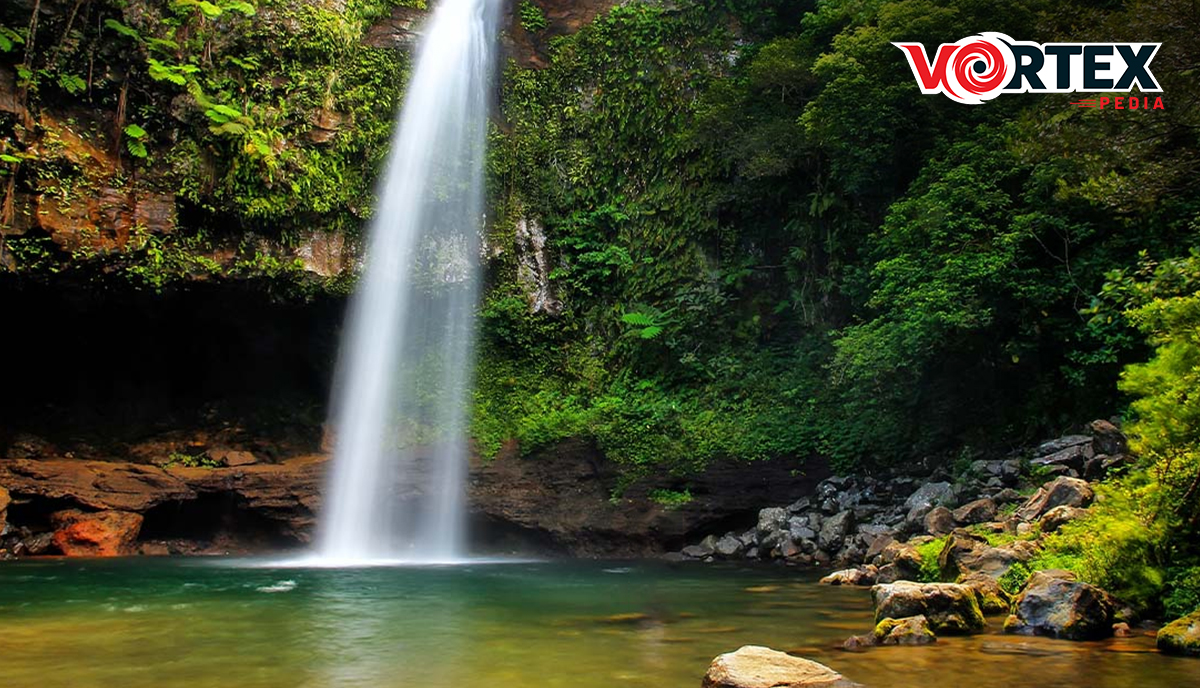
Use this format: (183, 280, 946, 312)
(715, 534, 746, 558)
(1157, 608, 1200, 657)
(1089, 419, 1128, 456)
(1004, 570, 1115, 640)
(938, 530, 1039, 579)
(683, 543, 714, 559)
(1034, 435, 1092, 456)
(210, 449, 258, 467)
(991, 488, 1023, 505)
(50, 509, 144, 557)
(841, 635, 875, 651)
(875, 541, 923, 582)
(21, 531, 57, 555)
(819, 510, 856, 551)
(952, 498, 997, 525)
(871, 581, 986, 634)
(820, 566, 878, 586)
(788, 516, 818, 543)
(959, 572, 1012, 615)
(864, 534, 895, 563)
(756, 507, 790, 550)
(1016, 477, 1094, 521)
(903, 481, 955, 522)
(1038, 505, 1088, 533)
(923, 506, 956, 536)
(1032, 443, 1094, 474)
(702, 646, 861, 688)
(874, 615, 937, 645)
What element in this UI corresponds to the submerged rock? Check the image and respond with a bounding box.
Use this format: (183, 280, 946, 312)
(50, 509, 143, 557)
(872, 581, 986, 634)
(703, 645, 862, 688)
(820, 566, 877, 586)
(1005, 570, 1115, 640)
(874, 614, 937, 645)
(1157, 608, 1200, 657)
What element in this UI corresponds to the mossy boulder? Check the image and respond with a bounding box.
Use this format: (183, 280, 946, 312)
(959, 572, 1012, 615)
(938, 529, 1039, 579)
(1157, 609, 1200, 657)
(874, 615, 937, 645)
(1004, 570, 1115, 641)
(871, 581, 986, 634)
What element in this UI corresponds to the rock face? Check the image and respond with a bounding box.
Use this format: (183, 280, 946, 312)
(703, 646, 861, 688)
(872, 581, 986, 634)
(0, 455, 324, 543)
(1157, 609, 1200, 657)
(0, 485, 9, 533)
(2, 437, 827, 557)
(1005, 570, 1115, 640)
(50, 509, 144, 556)
(468, 439, 827, 556)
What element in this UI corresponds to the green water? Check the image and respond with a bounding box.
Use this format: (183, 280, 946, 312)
(1, 558, 1197, 688)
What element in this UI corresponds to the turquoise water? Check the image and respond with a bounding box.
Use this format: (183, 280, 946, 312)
(1, 558, 1197, 687)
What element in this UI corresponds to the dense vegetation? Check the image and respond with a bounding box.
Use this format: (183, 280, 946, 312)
(2, 0, 1198, 615)
(477, 0, 1199, 475)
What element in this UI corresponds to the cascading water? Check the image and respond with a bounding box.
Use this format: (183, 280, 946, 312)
(316, 0, 500, 564)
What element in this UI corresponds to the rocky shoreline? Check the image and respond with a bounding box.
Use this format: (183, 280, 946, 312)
(675, 419, 1200, 662)
(670, 419, 1128, 569)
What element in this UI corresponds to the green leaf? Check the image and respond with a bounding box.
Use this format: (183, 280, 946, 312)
(0, 27, 24, 53)
(197, 1, 223, 18)
(221, 0, 257, 16)
(146, 37, 180, 53)
(56, 73, 86, 94)
(638, 326, 664, 339)
(103, 19, 142, 42)
(124, 124, 147, 139)
(210, 104, 244, 119)
(621, 312, 656, 327)
(0, 154, 21, 164)
(126, 139, 148, 159)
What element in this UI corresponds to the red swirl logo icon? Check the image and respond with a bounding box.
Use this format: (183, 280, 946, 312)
(953, 40, 1009, 97)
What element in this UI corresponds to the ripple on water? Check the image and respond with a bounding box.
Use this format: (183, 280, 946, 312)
(256, 580, 297, 593)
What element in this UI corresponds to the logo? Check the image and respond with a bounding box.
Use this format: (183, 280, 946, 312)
(895, 32, 1161, 105)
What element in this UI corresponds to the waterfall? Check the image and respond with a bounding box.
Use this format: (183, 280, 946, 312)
(316, 0, 500, 564)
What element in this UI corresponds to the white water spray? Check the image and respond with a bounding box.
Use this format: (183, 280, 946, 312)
(316, 0, 500, 564)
